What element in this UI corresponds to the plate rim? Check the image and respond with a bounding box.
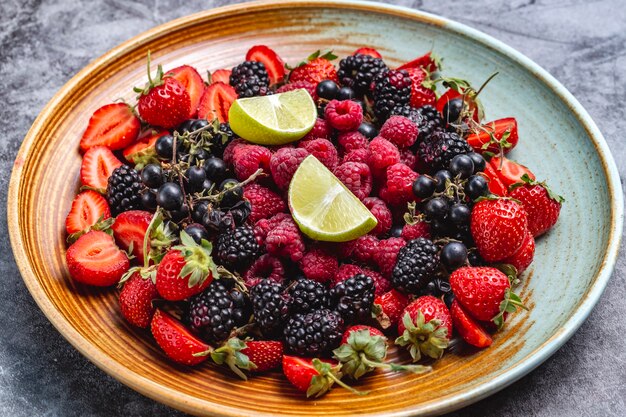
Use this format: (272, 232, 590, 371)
(7, 1, 624, 416)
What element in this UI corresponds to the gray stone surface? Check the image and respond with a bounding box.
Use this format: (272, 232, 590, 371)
(0, 0, 624, 416)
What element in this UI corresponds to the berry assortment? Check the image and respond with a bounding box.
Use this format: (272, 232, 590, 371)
(64, 45, 564, 397)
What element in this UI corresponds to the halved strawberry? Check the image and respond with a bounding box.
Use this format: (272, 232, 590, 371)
(122, 128, 169, 165)
(197, 82, 237, 123)
(168, 65, 205, 118)
(482, 162, 508, 196)
(241, 340, 283, 372)
(111, 210, 153, 260)
(450, 300, 493, 348)
(489, 156, 535, 188)
(246, 45, 286, 85)
(151, 309, 210, 366)
(79, 103, 141, 152)
(353, 47, 382, 59)
(210, 69, 232, 84)
(397, 51, 439, 73)
(466, 118, 518, 155)
(66, 230, 129, 286)
(80, 146, 123, 190)
(65, 190, 111, 235)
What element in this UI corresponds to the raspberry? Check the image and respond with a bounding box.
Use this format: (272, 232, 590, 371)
(269, 147, 309, 190)
(374, 237, 406, 278)
(232, 145, 272, 181)
(276, 81, 318, 101)
(379, 163, 418, 206)
(254, 213, 291, 246)
(299, 248, 339, 283)
(223, 138, 246, 166)
(351, 235, 379, 265)
(303, 117, 331, 140)
(265, 217, 305, 262)
(332, 264, 364, 287)
(363, 197, 392, 236)
(324, 100, 363, 132)
(337, 240, 356, 259)
(299, 138, 339, 171)
(401, 221, 431, 241)
(338, 131, 369, 154)
(361, 267, 391, 296)
(333, 162, 372, 201)
(243, 254, 285, 287)
(343, 148, 371, 164)
(399, 148, 417, 171)
(379, 116, 418, 149)
(243, 184, 287, 223)
(367, 136, 400, 173)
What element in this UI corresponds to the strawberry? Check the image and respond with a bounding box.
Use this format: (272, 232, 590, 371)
(167, 65, 205, 118)
(210, 69, 232, 84)
(118, 271, 158, 328)
(66, 230, 129, 286)
(372, 289, 409, 329)
(489, 156, 535, 188)
(282, 356, 358, 398)
(397, 51, 440, 73)
(111, 210, 153, 260)
(122, 128, 169, 167)
(155, 231, 217, 300)
(450, 300, 493, 348)
(395, 296, 451, 361)
(482, 161, 509, 196)
(466, 118, 518, 156)
(353, 47, 382, 59)
(340, 325, 384, 345)
(289, 51, 338, 84)
(135, 55, 191, 129)
(502, 230, 535, 274)
(509, 175, 564, 237)
(197, 82, 237, 123)
(406, 67, 436, 108)
(65, 190, 111, 235)
(246, 45, 286, 85)
(471, 198, 528, 262)
(241, 340, 283, 372)
(80, 146, 122, 190)
(150, 309, 210, 366)
(79, 103, 141, 152)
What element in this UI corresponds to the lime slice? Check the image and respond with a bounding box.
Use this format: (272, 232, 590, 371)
(288, 155, 378, 242)
(228, 89, 317, 145)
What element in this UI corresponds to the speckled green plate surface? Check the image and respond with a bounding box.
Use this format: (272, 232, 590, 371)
(8, 1, 623, 416)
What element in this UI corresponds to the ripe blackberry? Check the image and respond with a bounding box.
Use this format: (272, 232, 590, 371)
(283, 308, 344, 357)
(250, 279, 287, 338)
(330, 273, 375, 323)
(418, 130, 472, 171)
(186, 279, 249, 343)
(286, 279, 329, 314)
(415, 105, 445, 140)
(215, 226, 260, 270)
(230, 60, 269, 89)
(337, 54, 388, 96)
(392, 238, 440, 294)
(106, 165, 145, 215)
(232, 75, 272, 98)
(390, 104, 422, 125)
(372, 69, 411, 120)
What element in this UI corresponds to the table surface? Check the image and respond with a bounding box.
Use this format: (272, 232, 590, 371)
(1, 0, 625, 416)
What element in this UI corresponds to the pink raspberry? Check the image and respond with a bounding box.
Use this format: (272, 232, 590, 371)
(270, 147, 309, 190)
(299, 248, 339, 283)
(333, 162, 372, 201)
(351, 235, 379, 265)
(361, 267, 391, 296)
(254, 213, 292, 246)
(399, 148, 417, 171)
(343, 148, 371, 164)
(379, 115, 418, 148)
(374, 237, 406, 278)
(243, 184, 287, 223)
(223, 138, 246, 166)
(367, 136, 400, 173)
(299, 138, 339, 171)
(243, 254, 285, 287)
(332, 264, 364, 287)
(401, 221, 431, 241)
(233, 145, 272, 181)
(265, 217, 305, 262)
(338, 131, 369, 154)
(379, 163, 418, 206)
(324, 100, 363, 131)
(303, 117, 332, 140)
(276, 81, 318, 101)
(363, 197, 392, 236)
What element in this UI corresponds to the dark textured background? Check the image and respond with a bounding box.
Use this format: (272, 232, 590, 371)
(1, 0, 625, 416)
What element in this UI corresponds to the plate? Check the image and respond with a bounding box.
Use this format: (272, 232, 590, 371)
(7, 1, 623, 416)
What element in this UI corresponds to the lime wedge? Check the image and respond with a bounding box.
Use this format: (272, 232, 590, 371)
(288, 155, 378, 242)
(228, 89, 317, 145)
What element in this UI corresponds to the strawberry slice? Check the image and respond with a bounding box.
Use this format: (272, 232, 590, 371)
(482, 162, 508, 196)
(246, 45, 285, 85)
(466, 118, 518, 155)
(151, 309, 210, 366)
(66, 230, 129, 286)
(489, 156, 535, 188)
(197, 82, 237, 123)
(80, 146, 123, 190)
(397, 51, 439, 73)
(241, 340, 283, 372)
(65, 190, 111, 234)
(111, 210, 153, 260)
(79, 103, 141, 152)
(122, 128, 169, 164)
(168, 65, 205, 118)
(353, 47, 382, 59)
(210, 69, 232, 84)
(450, 300, 493, 348)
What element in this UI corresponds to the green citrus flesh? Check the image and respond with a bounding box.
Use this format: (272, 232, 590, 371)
(288, 155, 378, 242)
(228, 89, 316, 145)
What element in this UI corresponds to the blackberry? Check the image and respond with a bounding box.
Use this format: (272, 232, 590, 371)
(186, 279, 249, 343)
(392, 238, 439, 294)
(283, 308, 344, 357)
(390, 104, 422, 125)
(372, 69, 411, 120)
(215, 226, 260, 270)
(250, 279, 287, 338)
(337, 54, 388, 96)
(330, 273, 375, 323)
(232, 75, 271, 98)
(230, 61, 269, 94)
(227, 200, 251, 225)
(286, 279, 329, 314)
(203, 209, 234, 234)
(106, 165, 145, 215)
(418, 130, 472, 172)
(415, 105, 444, 140)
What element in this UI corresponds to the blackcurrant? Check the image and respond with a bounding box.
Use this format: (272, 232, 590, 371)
(357, 122, 378, 139)
(155, 134, 175, 159)
(449, 203, 471, 225)
(170, 203, 189, 223)
(157, 182, 184, 211)
(184, 223, 209, 244)
(316, 80, 340, 100)
(337, 86, 355, 100)
(434, 170, 452, 192)
(466, 175, 489, 200)
(186, 166, 207, 190)
(220, 178, 243, 208)
(192, 200, 210, 223)
(141, 190, 157, 210)
(204, 157, 228, 182)
(141, 164, 163, 188)
(449, 154, 474, 179)
(194, 149, 210, 161)
(202, 179, 214, 192)
(441, 242, 468, 270)
(177, 119, 195, 134)
(190, 119, 210, 131)
(443, 98, 464, 124)
(467, 152, 486, 173)
(424, 197, 449, 220)
(389, 224, 404, 237)
(179, 153, 190, 163)
(443, 292, 455, 309)
(413, 175, 436, 199)
(468, 251, 485, 266)
(429, 219, 450, 236)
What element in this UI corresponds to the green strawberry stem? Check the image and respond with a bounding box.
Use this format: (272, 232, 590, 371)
(358, 353, 431, 375)
(311, 359, 368, 397)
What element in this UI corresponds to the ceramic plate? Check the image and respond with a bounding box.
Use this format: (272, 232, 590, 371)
(8, 1, 623, 416)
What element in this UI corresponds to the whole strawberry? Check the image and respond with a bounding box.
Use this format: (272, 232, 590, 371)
(406, 67, 436, 108)
(470, 197, 528, 262)
(289, 51, 338, 84)
(282, 356, 363, 398)
(208, 338, 281, 379)
(118, 270, 158, 328)
(373, 289, 409, 329)
(509, 174, 564, 237)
